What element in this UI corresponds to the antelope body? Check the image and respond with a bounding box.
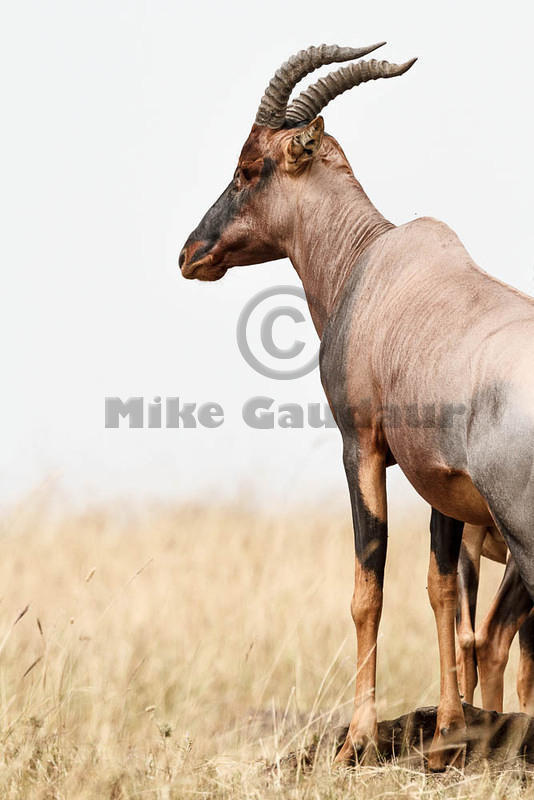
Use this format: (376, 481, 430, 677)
(180, 44, 534, 769)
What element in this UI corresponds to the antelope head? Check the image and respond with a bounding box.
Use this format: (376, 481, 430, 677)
(179, 44, 416, 282)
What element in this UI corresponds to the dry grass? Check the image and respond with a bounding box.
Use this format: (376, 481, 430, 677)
(0, 488, 529, 798)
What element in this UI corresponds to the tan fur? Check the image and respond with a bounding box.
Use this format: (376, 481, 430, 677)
(427, 552, 467, 770)
(335, 560, 383, 764)
(357, 452, 387, 524)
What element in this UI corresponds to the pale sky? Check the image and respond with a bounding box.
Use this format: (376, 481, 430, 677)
(2, 0, 533, 510)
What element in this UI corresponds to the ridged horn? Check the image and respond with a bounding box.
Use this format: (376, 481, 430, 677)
(255, 43, 387, 129)
(285, 57, 418, 126)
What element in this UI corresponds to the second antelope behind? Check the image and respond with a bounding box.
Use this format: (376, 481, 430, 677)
(180, 44, 534, 771)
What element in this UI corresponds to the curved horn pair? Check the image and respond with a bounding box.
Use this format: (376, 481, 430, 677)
(255, 44, 416, 129)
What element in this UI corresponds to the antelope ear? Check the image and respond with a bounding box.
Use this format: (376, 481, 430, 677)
(285, 117, 324, 172)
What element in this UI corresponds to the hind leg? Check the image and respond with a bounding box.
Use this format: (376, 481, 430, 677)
(518, 612, 534, 714)
(456, 525, 484, 703)
(475, 555, 532, 712)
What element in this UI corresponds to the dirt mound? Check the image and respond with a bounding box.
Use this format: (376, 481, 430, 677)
(282, 704, 534, 770)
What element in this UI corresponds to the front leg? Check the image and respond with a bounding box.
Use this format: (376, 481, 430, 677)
(427, 509, 466, 771)
(455, 524, 485, 704)
(335, 434, 387, 765)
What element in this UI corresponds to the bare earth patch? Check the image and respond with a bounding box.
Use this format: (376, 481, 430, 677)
(278, 703, 534, 772)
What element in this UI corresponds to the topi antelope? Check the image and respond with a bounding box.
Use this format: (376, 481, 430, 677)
(456, 522, 534, 714)
(180, 44, 534, 769)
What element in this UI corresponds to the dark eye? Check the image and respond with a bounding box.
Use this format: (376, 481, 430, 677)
(234, 165, 253, 189)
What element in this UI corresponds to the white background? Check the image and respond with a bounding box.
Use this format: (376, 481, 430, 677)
(2, 0, 533, 510)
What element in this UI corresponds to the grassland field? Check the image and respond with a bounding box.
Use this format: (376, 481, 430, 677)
(0, 486, 529, 799)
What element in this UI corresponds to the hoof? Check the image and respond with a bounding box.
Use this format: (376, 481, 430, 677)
(427, 725, 467, 772)
(333, 731, 377, 767)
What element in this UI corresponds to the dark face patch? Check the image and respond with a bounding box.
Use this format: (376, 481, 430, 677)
(181, 157, 276, 268)
(183, 179, 245, 266)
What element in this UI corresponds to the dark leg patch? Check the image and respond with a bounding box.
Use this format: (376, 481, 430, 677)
(430, 508, 464, 575)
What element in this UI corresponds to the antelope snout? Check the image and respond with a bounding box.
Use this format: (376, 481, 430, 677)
(179, 241, 203, 271)
(179, 240, 226, 282)
(179, 240, 205, 277)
